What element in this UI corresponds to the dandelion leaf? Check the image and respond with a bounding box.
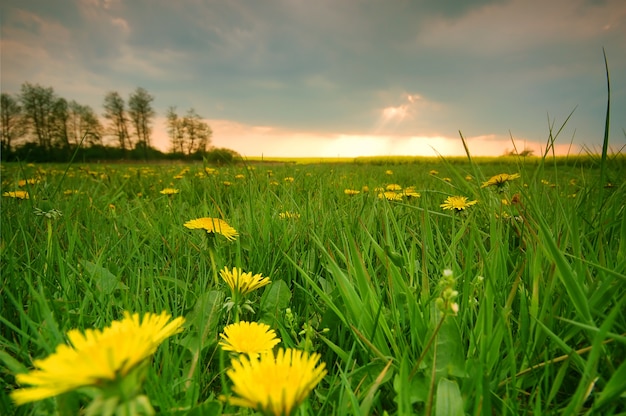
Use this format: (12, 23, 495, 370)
(80, 259, 127, 295)
(259, 280, 291, 325)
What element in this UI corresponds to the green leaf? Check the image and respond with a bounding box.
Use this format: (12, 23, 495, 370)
(185, 399, 223, 416)
(259, 280, 291, 324)
(80, 259, 127, 295)
(435, 378, 464, 416)
(177, 290, 224, 355)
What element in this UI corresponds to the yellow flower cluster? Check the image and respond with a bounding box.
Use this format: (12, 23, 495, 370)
(11, 312, 184, 405)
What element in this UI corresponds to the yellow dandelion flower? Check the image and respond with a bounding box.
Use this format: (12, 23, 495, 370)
(223, 181, 232, 186)
(440, 196, 478, 212)
(386, 183, 402, 191)
(159, 188, 179, 195)
(3, 191, 29, 199)
(361, 185, 369, 193)
(269, 180, 279, 186)
(219, 321, 281, 357)
(344, 189, 360, 196)
(385, 170, 393, 175)
(402, 187, 421, 198)
(378, 191, 403, 201)
(184, 217, 239, 241)
(481, 173, 520, 188)
(284, 177, 294, 183)
(18, 178, 38, 187)
(279, 211, 300, 220)
(429, 169, 439, 175)
(235, 174, 245, 179)
(443, 177, 452, 183)
(224, 348, 326, 416)
(465, 175, 473, 181)
(11, 312, 184, 405)
(220, 267, 271, 296)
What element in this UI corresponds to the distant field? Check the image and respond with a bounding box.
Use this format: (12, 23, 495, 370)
(1, 155, 624, 415)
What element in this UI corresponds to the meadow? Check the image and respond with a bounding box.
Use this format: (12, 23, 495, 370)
(1, 152, 625, 415)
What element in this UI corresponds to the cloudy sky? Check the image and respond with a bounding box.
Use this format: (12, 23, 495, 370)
(1, 0, 625, 157)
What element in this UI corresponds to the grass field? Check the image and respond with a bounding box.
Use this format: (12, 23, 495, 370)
(1, 153, 625, 415)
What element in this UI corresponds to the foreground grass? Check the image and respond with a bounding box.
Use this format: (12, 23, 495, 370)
(1, 155, 625, 415)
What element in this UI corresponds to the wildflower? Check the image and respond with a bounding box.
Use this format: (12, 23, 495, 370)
(378, 191, 403, 201)
(386, 184, 402, 191)
(235, 174, 245, 179)
(159, 188, 179, 195)
(269, 180, 279, 186)
(429, 169, 439, 175)
(481, 173, 520, 188)
(220, 267, 271, 297)
(284, 177, 294, 183)
(402, 187, 421, 198)
(385, 170, 393, 175)
(223, 181, 232, 186)
(440, 196, 478, 212)
(279, 211, 300, 220)
(11, 312, 184, 405)
(18, 178, 38, 187)
(3, 191, 29, 199)
(219, 321, 281, 357)
(465, 175, 473, 181)
(224, 348, 326, 416)
(344, 189, 360, 196)
(184, 217, 239, 241)
(361, 185, 369, 193)
(443, 177, 452, 183)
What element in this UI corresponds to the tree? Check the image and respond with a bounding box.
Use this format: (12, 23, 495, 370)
(68, 101, 103, 146)
(166, 106, 184, 154)
(128, 87, 155, 152)
(103, 91, 131, 151)
(1, 93, 26, 153)
(165, 107, 212, 156)
(19, 82, 56, 149)
(50, 97, 70, 148)
(182, 108, 212, 155)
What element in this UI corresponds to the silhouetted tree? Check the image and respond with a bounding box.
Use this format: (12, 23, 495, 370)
(128, 87, 155, 154)
(19, 83, 56, 149)
(183, 108, 212, 155)
(1, 93, 26, 154)
(166, 106, 184, 154)
(68, 101, 103, 146)
(166, 106, 212, 156)
(103, 91, 131, 151)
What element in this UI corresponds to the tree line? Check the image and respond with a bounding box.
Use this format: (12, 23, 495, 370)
(1, 82, 239, 162)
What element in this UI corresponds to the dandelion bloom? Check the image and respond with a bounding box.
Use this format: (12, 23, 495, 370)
(11, 312, 184, 405)
(219, 321, 281, 357)
(18, 178, 39, 187)
(224, 348, 326, 416)
(3, 191, 29, 199)
(344, 189, 360, 196)
(378, 191, 403, 201)
(283, 177, 295, 183)
(159, 188, 179, 195)
(385, 170, 393, 175)
(235, 174, 245, 179)
(279, 211, 300, 220)
(220, 267, 271, 296)
(440, 196, 478, 212)
(429, 169, 439, 175)
(386, 184, 402, 191)
(481, 173, 520, 188)
(184, 217, 239, 241)
(402, 187, 421, 198)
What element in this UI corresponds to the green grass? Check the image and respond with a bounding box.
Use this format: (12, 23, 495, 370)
(1, 153, 625, 415)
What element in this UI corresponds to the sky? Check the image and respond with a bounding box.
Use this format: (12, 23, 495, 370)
(1, 0, 625, 158)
